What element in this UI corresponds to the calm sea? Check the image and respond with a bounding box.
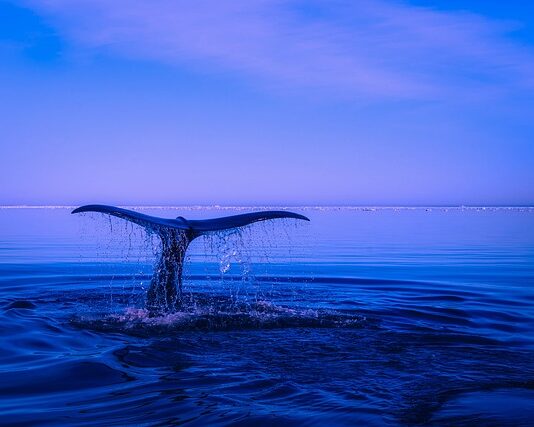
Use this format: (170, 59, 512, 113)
(0, 207, 533, 426)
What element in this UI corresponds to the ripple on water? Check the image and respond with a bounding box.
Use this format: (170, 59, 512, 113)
(429, 388, 534, 426)
(0, 361, 132, 396)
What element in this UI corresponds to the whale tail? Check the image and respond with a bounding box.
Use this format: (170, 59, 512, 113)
(72, 205, 309, 311)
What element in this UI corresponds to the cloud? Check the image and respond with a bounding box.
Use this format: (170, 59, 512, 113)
(22, 0, 534, 99)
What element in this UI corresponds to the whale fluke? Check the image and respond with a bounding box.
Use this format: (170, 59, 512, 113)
(72, 204, 309, 311)
(72, 204, 309, 234)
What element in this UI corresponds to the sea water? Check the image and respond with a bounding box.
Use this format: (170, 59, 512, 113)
(0, 207, 533, 426)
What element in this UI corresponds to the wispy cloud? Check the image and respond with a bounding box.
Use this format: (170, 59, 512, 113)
(24, 0, 534, 99)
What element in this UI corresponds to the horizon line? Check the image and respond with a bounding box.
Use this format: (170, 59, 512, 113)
(0, 205, 533, 210)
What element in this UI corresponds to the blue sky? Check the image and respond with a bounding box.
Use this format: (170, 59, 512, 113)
(1, 0, 533, 205)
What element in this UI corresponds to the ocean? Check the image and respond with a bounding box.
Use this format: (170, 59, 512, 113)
(0, 207, 533, 426)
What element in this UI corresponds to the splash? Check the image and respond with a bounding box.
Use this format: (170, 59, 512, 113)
(75, 297, 366, 334)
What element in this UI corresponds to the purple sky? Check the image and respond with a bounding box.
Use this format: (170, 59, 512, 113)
(1, 0, 533, 205)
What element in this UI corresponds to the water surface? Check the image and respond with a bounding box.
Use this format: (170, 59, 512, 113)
(0, 207, 533, 426)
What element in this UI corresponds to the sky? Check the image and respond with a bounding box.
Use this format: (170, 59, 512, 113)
(1, 0, 533, 206)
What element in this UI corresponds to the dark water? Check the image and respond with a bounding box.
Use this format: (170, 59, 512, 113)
(1, 207, 533, 426)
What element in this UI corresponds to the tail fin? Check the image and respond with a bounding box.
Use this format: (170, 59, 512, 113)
(71, 205, 309, 235)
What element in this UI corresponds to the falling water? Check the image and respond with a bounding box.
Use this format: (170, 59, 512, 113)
(71, 211, 341, 332)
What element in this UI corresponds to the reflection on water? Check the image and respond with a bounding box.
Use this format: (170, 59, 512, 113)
(0, 207, 533, 426)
